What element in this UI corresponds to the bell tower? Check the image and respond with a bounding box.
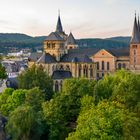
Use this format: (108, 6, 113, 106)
(130, 13, 140, 70)
(44, 13, 68, 61)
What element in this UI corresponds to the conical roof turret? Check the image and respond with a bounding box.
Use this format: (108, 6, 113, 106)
(56, 12, 63, 33)
(138, 15, 140, 32)
(131, 13, 140, 44)
(66, 32, 77, 45)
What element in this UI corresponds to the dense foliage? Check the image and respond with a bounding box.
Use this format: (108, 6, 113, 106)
(18, 65, 53, 100)
(0, 70, 140, 140)
(67, 100, 140, 140)
(67, 70, 140, 140)
(0, 57, 7, 79)
(42, 78, 96, 140)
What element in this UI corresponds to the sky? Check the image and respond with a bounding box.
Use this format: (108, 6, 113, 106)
(0, 0, 140, 39)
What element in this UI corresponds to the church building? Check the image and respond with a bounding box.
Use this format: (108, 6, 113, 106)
(29, 14, 96, 91)
(28, 13, 140, 91)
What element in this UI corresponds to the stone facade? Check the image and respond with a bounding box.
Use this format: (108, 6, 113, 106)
(28, 14, 140, 91)
(28, 14, 96, 91)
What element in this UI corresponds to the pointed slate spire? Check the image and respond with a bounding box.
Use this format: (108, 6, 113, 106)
(66, 32, 77, 45)
(138, 15, 140, 32)
(131, 13, 140, 43)
(56, 11, 63, 33)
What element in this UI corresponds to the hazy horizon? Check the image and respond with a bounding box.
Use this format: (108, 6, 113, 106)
(0, 32, 131, 40)
(0, 0, 139, 38)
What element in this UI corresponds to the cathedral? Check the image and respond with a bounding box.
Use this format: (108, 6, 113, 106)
(29, 13, 140, 91)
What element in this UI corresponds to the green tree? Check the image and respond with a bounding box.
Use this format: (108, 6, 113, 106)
(42, 78, 96, 140)
(0, 63, 7, 80)
(42, 96, 68, 140)
(6, 105, 36, 140)
(0, 89, 27, 116)
(94, 70, 140, 117)
(67, 100, 140, 140)
(110, 70, 140, 113)
(0, 88, 14, 105)
(25, 87, 45, 111)
(18, 65, 53, 100)
(0, 88, 14, 116)
(6, 88, 48, 140)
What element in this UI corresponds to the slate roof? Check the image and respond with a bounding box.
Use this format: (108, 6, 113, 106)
(45, 32, 64, 41)
(37, 53, 56, 63)
(83, 55, 92, 62)
(138, 17, 140, 32)
(107, 48, 129, 57)
(56, 15, 63, 33)
(29, 53, 42, 62)
(72, 57, 79, 63)
(52, 70, 72, 80)
(131, 15, 140, 43)
(29, 47, 129, 63)
(6, 77, 18, 89)
(61, 48, 129, 62)
(66, 32, 77, 45)
(61, 48, 100, 62)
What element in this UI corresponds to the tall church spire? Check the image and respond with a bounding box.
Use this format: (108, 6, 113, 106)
(138, 15, 140, 32)
(131, 13, 140, 43)
(56, 11, 63, 33)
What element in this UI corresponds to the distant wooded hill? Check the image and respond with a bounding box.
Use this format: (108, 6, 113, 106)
(0, 33, 131, 53)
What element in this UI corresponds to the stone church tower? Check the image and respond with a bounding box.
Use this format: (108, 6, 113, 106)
(44, 13, 78, 61)
(44, 14, 68, 61)
(130, 14, 140, 70)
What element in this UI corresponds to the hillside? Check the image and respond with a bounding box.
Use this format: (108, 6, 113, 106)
(107, 36, 131, 44)
(0, 33, 130, 53)
(77, 37, 130, 49)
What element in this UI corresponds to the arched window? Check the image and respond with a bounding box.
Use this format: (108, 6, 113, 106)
(123, 63, 126, 69)
(102, 73, 104, 77)
(83, 65, 88, 77)
(97, 62, 99, 70)
(102, 61, 104, 70)
(89, 65, 93, 78)
(55, 81, 59, 92)
(78, 64, 82, 77)
(107, 62, 110, 70)
(118, 63, 121, 69)
(60, 65, 64, 70)
(52, 43, 55, 48)
(66, 65, 70, 71)
(47, 43, 50, 48)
